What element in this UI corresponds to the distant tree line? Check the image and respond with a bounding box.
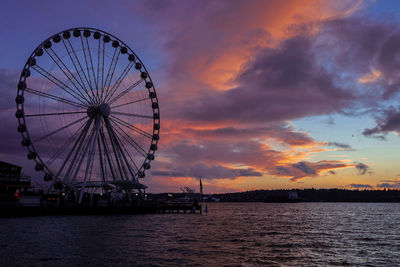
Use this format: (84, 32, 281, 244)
(213, 189, 400, 202)
(148, 189, 400, 202)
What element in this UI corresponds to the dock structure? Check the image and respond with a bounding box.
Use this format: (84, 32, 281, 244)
(156, 202, 202, 214)
(1, 160, 204, 217)
(0, 200, 202, 217)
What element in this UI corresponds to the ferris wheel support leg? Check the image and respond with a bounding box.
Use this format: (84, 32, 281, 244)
(99, 128, 117, 182)
(46, 118, 93, 194)
(64, 121, 95, 189)
(104, 118, 125, 181)
(104, 118, 137, 182)
(60, 118, 93, 185)
(78, 116, 103, 204)
(97, 136, 106, 184)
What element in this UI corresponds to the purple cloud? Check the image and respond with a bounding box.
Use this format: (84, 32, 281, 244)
(176, 35, 354, 124)
(328, 142, 354, 151)
(376, 179, 400, 189)
(152, 163, 262, 180)
(348, 183, 373, 189)
(363, 107, 400, 138)
(292, 162, 316, 175)
(355, 162, 372, 175)
(181, 123, 317, 147)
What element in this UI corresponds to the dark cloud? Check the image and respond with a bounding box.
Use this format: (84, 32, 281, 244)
(328, 142, 354, 151)
(292, 162, 316, 175)
(151, 170, 185, 177)
(376, 183, 397, 188)
(348, 183, 373, 189)
(182, 123, 316, 147)
(148, 11, 400, 188)
(270, 160, 350, 182)
(152, 163, 262, 179)
(178, 35, 354, 124)
(322, 17, 400, 98)
(322, 17, 400, 141)
(170, 15, 400, 137)
(163, 139, 284, 169)
(275, 166, 291, 175)
(376, 179, 400, 189)
(363, 107, 400, 138)
(323, 18, 394, 74)
(355, 162, 372, 175)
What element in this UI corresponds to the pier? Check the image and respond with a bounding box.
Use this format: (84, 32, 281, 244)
(156, 202, 202, 214)
(0, 200, 202, 217)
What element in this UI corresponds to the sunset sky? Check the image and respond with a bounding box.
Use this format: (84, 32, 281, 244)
(1, 0, 400, 193)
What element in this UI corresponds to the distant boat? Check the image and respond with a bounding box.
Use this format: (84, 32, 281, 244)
(288, 191, 300, 202)
(202, 194, 220, 202)
(263, 191, 300, 203)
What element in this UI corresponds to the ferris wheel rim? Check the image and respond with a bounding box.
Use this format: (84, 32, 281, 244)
(15, 27, 160, 189)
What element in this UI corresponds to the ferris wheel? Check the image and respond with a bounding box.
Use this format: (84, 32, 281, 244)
(15, 27, 159, 202)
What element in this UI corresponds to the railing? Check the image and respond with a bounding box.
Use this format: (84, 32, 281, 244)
(0, 175, 31, 183)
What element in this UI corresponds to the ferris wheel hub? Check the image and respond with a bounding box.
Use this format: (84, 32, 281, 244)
(99, 103, 111, 117)
(86, 103, 111, 118)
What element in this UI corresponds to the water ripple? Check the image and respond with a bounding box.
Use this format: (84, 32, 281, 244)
(0, 203, 399, 266)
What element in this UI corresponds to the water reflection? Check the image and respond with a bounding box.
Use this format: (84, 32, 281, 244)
(1, 203, 399, 266)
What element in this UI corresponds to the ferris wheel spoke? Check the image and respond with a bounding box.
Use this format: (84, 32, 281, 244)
(46, 119, 92, 194)
(112, 111, 153, 119)
(103, 119, 126, 180)
(96, 38, 102, 101)
(61, 38, 94, 102)
(108, 79, 144, 105)
(100, 41, 106, 100)
(31, 65, 90, 107)
(45, 47, 91, 104)
(33, 116, 87, 144)
(45, 121, 86, 167)
(68, 119, 98, 186)
(109, 115, 153, 139)
(78, 116, 102, 203)
(25, 111, 86, 118)
(103, 62, 134, 103)
(99, 127, 117, 181)
(97, 135, 107, 183)
(102, 48, 121, 102)
(65, 39, 94, 99)
(86, 37, 101, 104)
(80, 36, 97, 103)
(97, 38, 101, 93)
(102, 48, 117, 100)
(107, 121, 140, 173)
(25, 87, 87, 109)
(109, 118, 148, 157)
(111, 97, 148, 109)
(57, 118, 93, 182)
(84, 35, 99, 92)
(104, 118, 138, 178)
(112, 136, 139, 179)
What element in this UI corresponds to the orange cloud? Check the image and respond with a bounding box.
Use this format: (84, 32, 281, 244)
(193, 0, 363, 91)
(359, 69, 383, 83)
(135, 0, 369, 192)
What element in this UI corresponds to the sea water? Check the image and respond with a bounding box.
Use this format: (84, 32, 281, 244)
(0, 202, 399, 266)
